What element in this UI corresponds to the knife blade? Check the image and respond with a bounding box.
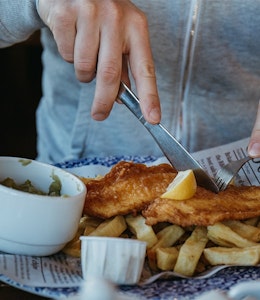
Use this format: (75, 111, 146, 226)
(117, 82, 219, 193)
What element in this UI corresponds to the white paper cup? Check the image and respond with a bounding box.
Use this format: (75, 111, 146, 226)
(80, 236, 146, 285)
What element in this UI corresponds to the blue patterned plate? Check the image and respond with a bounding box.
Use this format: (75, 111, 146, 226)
(1, 156, 260, 299)
(1, 266, 260, 299)
(55, 155, 159, 169)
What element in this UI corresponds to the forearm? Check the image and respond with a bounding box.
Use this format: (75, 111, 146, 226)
(0, 0, 45, 48)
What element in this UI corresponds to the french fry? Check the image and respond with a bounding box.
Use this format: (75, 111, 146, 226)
(155, 225, 185, 247)
(125, 214, 158, 248)
(62, 216, 89, 257)
(156, 247, 179, 271)
(174, 226, 208, 277)
(76, 216, 88, 236)
(204, 245, 260, 266)
(223, 220, 260, 242)
(83, 216, 103, 236)
(62, 239, 81, 257)
(147, 225, 185, 270)
(207, 222, 257, 248)
(89, 215, 127, 237)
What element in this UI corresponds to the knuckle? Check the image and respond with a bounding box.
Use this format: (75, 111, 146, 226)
(104, 2, 124, 21)
(98, 62, 120, 84)
(51, 6, 74, 28)
(80, 1, 99, 20)
(75, 60, 96, 73)
(138, 61, 156, 79)
(132, 10, 148, 30)
(75, 60, 96, 82)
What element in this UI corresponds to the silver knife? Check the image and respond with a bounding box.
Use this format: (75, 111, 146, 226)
(117, 82, 219, 193)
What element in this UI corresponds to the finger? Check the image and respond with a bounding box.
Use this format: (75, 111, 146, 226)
(116, 55, 131, 104)
(74, 3, 99, 82)
(48, 5, 77, 62)
(248, 100, 260, 158)
(128, 14, 161, 124)
(121, 55, 131, 87)
(91, 22, 123, 121)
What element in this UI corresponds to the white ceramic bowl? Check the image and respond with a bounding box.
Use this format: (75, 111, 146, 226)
(0, 156, 86, 256)
(80, 236, 147, 285)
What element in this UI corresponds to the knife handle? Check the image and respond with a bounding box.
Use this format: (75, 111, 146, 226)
(117, 82, 146, 124)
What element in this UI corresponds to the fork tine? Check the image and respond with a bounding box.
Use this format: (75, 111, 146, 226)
(215, 176, 227, 191)
(214, 156, 251, 191)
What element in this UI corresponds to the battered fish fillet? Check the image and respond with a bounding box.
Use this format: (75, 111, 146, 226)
(142, 185, 260, 227)
(83, 161, 177, 219)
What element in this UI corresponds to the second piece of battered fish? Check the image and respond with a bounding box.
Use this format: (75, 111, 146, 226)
(142, 185, 260, 227)
(83, 161, 177, 219)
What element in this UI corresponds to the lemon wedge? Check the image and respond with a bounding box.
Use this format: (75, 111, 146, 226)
(161, 169, 197, 200)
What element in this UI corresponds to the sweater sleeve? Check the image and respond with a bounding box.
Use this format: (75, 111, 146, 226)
(0, 0, 45, 48)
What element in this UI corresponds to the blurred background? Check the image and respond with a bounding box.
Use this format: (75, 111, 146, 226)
(0, 31, 42, 159)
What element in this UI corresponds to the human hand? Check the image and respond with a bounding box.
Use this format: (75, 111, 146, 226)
(37, 0, 161, 123)
(248, 100, 260, 157)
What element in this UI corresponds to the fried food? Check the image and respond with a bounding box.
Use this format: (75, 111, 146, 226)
(83, 161, 177, 219)
(203, 245, 260, 266)
(125, 214, 158, 248)
(83, 161, 260, 226)
(88, 215, 127, 237)
(207, 222, 257, 247)
(222, 220, 260, 242)
(143, 185, 260, 227)
(65, 160, 260, 277)
(147, 224, 185, 270)
(63, 214, 260, 276)
(173, 226, 208, 277)
(156, 247, 179, 271)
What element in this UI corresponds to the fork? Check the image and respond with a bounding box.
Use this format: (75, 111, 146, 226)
(214, 156, 251, 191)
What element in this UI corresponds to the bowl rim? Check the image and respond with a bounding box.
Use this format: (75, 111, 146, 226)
(0, 156, 86, 198)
